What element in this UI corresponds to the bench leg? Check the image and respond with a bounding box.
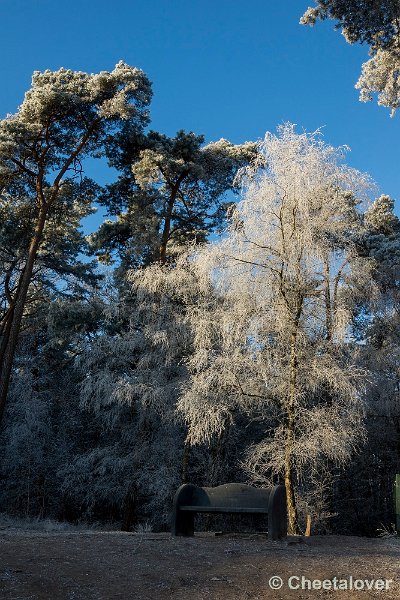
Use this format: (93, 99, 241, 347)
(268, 485, 287, 540)
(172, 510, 194, 536)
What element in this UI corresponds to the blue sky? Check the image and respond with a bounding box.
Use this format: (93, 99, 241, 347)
(1, 0, 399, 230)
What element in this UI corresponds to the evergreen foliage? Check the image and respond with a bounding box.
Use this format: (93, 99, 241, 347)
(302, 1, 400, 113)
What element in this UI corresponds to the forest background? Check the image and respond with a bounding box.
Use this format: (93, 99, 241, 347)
(0, 0, 399, 536)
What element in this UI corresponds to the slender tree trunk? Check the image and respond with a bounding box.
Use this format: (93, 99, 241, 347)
(159, 197, 174, 265)
(0, 304, 15, 337)
(284, 327, 301, 535)
(0, 305, 15, 368)
(181, 440, 191, 483)
(159, 172, 188, 264)
(323, 257, 333, 341)
(209, 425, 228, 486)
(0, 206, 48, 424)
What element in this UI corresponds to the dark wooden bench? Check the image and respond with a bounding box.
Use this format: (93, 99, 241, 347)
(171, 482, 287, 540)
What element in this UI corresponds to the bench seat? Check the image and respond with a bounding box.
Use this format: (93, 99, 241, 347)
(179, 505, 268, 513)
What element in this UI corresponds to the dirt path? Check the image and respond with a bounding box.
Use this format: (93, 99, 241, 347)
(0, 530, 399, 599)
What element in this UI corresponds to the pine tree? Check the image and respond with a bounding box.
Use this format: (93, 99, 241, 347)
(90, 129, 257, 269)
(0, 62, 152, 422)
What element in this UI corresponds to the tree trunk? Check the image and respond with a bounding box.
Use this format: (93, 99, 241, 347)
(159, 214, 172, 265)
(159, 195, 176, 265)
(159, 172, 188, 264)
(0, 206, 48, 425)
(284, 417, 299, 534)
(181, 441, 191, 483)
(0, 305, 15, 369)
(284, 328, 301, 535)
(323, 257, 333, 341)
(209, 426, 228, 486)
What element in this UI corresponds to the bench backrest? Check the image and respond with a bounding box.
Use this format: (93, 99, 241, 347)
(182, 483, 271, 510)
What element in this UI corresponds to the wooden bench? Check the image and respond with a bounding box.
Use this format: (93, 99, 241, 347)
(171, 482, 287, 540)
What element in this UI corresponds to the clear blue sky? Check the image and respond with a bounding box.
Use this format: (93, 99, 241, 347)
(1, 0, 399, 230)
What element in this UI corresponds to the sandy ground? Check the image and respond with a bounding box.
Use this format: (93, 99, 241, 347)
(0, 529, 399, 600)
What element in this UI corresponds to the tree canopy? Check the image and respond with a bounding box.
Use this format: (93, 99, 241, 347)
(90, 129, 257, 269)
(301, 1, 400, 113)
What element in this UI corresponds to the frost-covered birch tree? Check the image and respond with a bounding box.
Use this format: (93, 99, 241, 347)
(178, 124, 377, 534)
(0, 62, 152, 422)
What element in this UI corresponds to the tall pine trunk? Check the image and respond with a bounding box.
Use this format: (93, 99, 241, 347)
(159, 172, 188, 264)
(0, 206, 48, 424)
